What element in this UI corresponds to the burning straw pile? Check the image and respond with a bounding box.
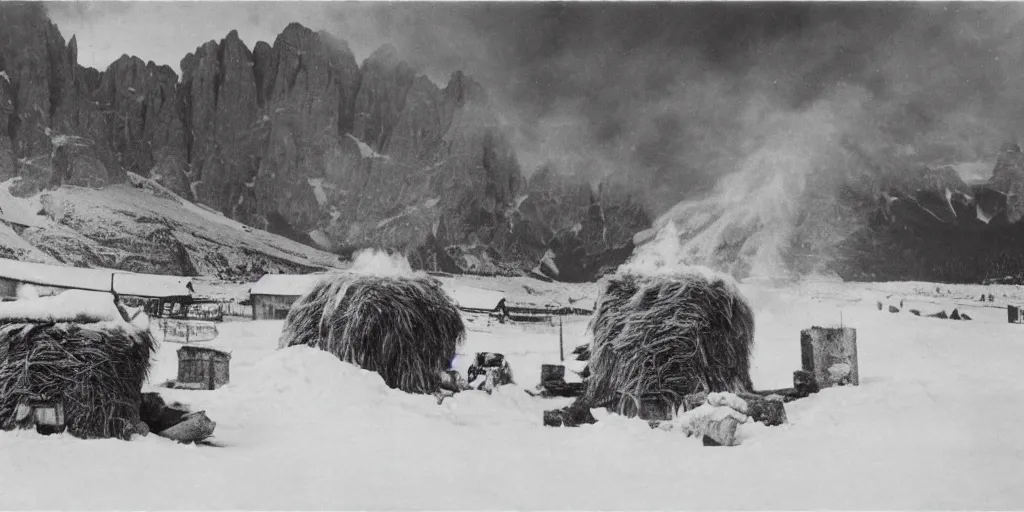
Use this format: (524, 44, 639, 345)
(279, 274, 466, 394)
(0, 310, 156, 439)
(582, 270, 755, 419)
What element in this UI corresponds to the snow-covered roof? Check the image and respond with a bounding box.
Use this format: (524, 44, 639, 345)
(249, 273, 332, 297)
(0, 289, 131, 326)
(0, 258, 193, 298)
(442, 285, 505, 310)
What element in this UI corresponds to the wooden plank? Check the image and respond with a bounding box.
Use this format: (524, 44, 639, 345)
(543, 404, 597, 427)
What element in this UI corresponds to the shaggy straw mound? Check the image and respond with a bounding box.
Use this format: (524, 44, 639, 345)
(583, 271, 755, 419)
(0, 317, 156, 439)
(279, 274, 466, 394)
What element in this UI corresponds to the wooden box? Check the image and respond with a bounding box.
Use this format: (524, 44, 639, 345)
(176, 346, 231, 390)
(15, 401, 66, 435)
(540, 364, 566, 386)
(800, 327, 859, 388)
(1009, 305, 1020, 324)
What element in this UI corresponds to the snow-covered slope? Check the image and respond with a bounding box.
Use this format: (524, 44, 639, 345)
(2, 276, 1022, 509)
(0, 175, 344, 278)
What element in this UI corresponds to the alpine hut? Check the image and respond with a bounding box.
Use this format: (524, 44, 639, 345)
(249, 273, 333, 320)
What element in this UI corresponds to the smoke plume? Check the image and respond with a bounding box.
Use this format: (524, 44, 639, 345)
(349, 248, 414, 277)
(338, 2, 1024, 276)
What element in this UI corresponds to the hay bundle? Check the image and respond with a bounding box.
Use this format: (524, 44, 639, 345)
(0, 317, 156, 439)
(278, 274, 466, 394)
(583, 270, 755, 419)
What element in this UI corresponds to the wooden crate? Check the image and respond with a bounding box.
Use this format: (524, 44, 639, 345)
(540, 364, 566, 386)
(800, 327, 859, 388)
(1010, 305, 1021, 324)
(176, 346, 231, 390)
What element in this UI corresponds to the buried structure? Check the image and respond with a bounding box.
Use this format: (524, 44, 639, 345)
(578, 270, 756, 420)
(278, 273, 466, 394)
(0, 291, 156, 439)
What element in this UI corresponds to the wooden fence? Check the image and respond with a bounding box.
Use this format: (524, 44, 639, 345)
(459, 303, 594, 325)
(156, 318, 220, 344)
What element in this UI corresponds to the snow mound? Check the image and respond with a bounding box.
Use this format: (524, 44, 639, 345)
(251, 346, 395, 400)
(0, 180, 48, 228)
(250, 345, 548, 429)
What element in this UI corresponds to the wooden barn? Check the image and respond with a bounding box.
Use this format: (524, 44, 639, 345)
(249, 274, 329, 320)
(0, 258, 193, 302)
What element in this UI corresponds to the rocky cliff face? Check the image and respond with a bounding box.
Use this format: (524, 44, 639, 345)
(827, 145, 1024, 284)
(0, 4, 645, 280)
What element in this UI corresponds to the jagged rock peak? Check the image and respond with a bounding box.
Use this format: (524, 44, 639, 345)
(275, 22, 316, 50)
(281, 21, 310, 34)
(444, 70, 487, 106)
(109, 54, 147, 70)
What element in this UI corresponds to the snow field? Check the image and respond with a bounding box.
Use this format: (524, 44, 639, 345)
(1, 279, 1023, 509)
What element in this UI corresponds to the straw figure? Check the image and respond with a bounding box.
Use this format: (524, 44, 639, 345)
(279, 274, 466, 394)
(0, 315, 156, 439)
(582, 269, 755, 420)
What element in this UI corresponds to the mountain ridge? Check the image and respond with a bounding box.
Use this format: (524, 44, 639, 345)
(0, 3, 647, 281)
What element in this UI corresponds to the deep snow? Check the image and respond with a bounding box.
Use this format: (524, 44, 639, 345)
(1, 277, 1023, 510)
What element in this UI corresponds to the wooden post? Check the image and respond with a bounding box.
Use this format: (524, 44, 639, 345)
(559, 316, 564, 362)
(800, 327, 859, 389)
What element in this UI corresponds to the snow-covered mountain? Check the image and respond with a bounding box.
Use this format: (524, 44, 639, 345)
(0, 4, 647, 281)
(0, 173, 343, 279)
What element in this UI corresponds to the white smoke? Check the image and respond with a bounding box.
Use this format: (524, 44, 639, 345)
(349, 248, 414, 276)
(616, 220, 742, 293)
(629, 87, 870, 279)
